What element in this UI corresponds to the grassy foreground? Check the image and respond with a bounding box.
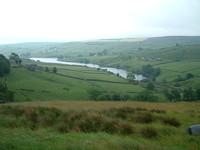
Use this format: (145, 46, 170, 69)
(0, 101, 200, 150)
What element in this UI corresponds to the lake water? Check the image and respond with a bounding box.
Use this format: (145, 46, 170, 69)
(29, 58, 145, 81)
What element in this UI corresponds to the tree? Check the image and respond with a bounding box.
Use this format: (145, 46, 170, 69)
(173, 75, 185, 82)
(9, 53, 22, 65)
(45, 66, 49, 72)
(53, 67, 57, 73)
(0, 54, 10, 76)
(186, 73, 194, 80)
(88, 89, 101, 100)
(120, 94, 130, 101)
(96, 94, 110, 101)
(141, 64, 160, 78)
(170, 89, 181, 102)
(127, 72, 135, 83)
(146, 82, 155, 90)
(196, 88, 200, 100)
(135, 90, 158, 102)
(164, 89, 181, 102)
(183, 87, 197, 101)
(111, 93, 121, 101)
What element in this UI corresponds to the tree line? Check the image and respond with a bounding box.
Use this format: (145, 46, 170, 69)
(0, 54, 10, 76)
(0, 53, 17, 102)
(164, 87, 200, 102)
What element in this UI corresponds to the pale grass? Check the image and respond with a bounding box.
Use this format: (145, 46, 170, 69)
(2, 100, 200, 113)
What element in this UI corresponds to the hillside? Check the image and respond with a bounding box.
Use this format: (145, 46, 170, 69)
(0, 63, 146, 101)
(1, 36, 200, 58)
(1, 36, 200, 101)
(0, 101, 200, 150)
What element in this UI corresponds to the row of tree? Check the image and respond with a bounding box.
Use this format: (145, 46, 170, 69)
(88, 89, 130, 101)
(173, 73, 194, 82)
(45, 66, 57, 73)
(0, 53, 20, 102)
(0, 53, 23, 76)
(164, 87, 200, 102)
(88, 89, 159, 102)
(127, 64, 161, 82)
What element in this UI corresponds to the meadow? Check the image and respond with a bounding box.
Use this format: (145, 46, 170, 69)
(0, 101, 200, 150)
(0, 63, 146, 101)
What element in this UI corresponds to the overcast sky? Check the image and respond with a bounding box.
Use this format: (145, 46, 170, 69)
(0, 0, 199, 44)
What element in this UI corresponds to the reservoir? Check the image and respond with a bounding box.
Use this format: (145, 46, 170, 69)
(29, 58, 145, 81)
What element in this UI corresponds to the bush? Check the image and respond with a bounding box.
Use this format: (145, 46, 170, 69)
(150, 109, 166, 114)
(102, 119, 120, 134)
(162, 117, 181, 127)
(78, 114, 103, 132)
(56, 122, 70, 133)
(141, 126, 158, 138)
(119, 122, 135, 135)
(133, 113, 155, 124)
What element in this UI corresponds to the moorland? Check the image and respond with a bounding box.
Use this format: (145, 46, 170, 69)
(0, 36, 200, 149)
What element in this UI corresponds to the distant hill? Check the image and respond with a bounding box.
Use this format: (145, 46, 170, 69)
(142, 36, 200, 48)
(0, 36, 200, 58)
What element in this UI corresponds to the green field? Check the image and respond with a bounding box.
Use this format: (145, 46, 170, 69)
(1, 36, 200, 101)
(0, 63, 146, 101)
(1, 36, 200, 150)
(0, 101, 200, 150)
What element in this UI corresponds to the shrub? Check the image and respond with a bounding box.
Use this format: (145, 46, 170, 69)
(23, 107, 38, 130)
(33, 107, 62, 128)
(118, 107, 135, 114)
(24, 107, 38, 123)
(56, 122, 70, 133)
(2, 117, 19, 128)
(78, 114, 103, 133)
(141, 126, 158, 139)
(102, 119, 120, 134)
(104, 107, 135, 119)
(150, 109, 166, 114)
(133, 113, 154, 124)
(119, 122, 135, 135)
(162, 117, 181, 127)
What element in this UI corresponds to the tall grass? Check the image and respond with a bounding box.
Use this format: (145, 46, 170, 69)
(1, 102, 200, 150)
(0, 105, 181, 137)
